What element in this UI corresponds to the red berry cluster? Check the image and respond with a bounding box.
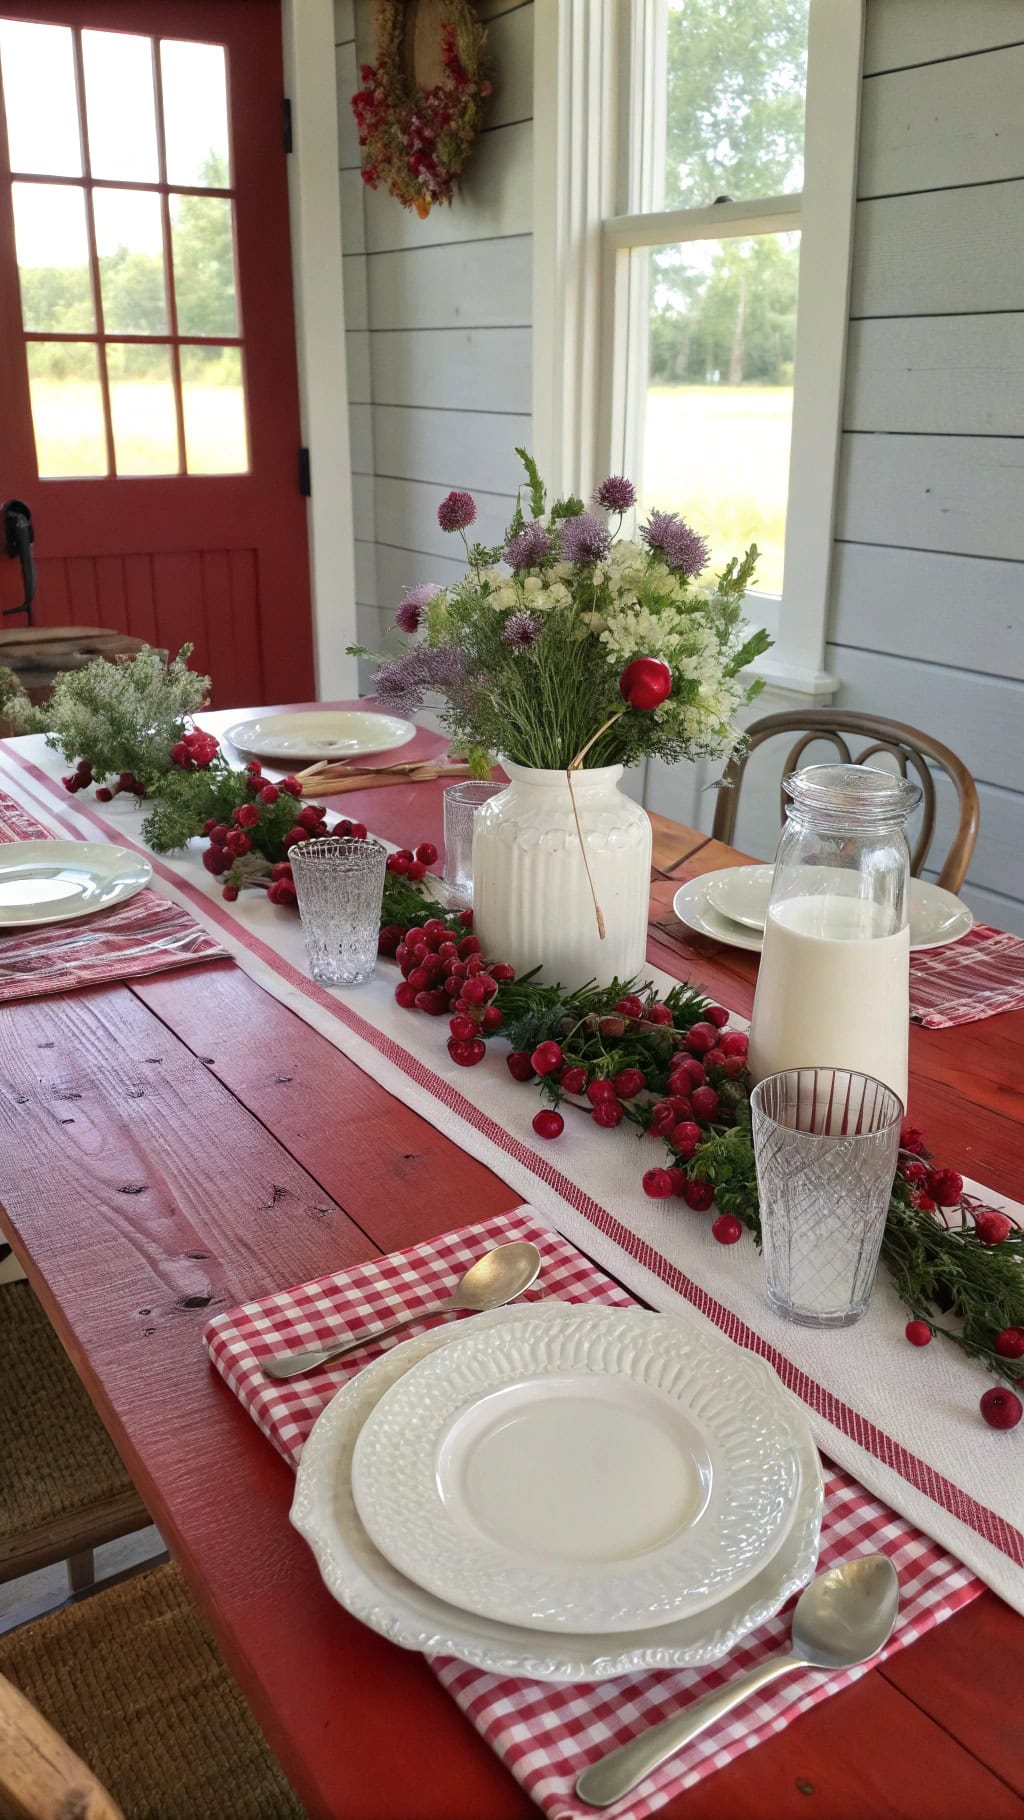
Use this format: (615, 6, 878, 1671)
(170, 728, 219, 770)
(386, 842, 438, 885)
(389, 912, 515, 1066)
(198, 760, 346, 904)
(63, 758, 145, 800)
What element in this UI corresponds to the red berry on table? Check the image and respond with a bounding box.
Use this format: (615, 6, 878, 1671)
(613, 1067, 646, 1101)
(926, 1168, 964, 1207)
(672, 1056, 705, 1088)
(394, 982, 417, 1009)
(703, 1048, 726, 1070)
(448, 1037, 486, 1067)
(980, 1387, 1023, 1430)
(458, 935, 482, 958)
(905, 1320, 932, 1347)
(643, 1168, 674, 1200)
(202, 817, 218, 835)
(670, 1120, 701, 1158)
(95, 786, 112, 802)
(491, 961, 515, 982)
(667, 1095, 693, 1119)
(666, 1167, 687, 1196)
(415, 989, 449, 1016)
(62, 774, 81, 793)
(336, 818, 356, 839)
(900, 1122, 926, 1155)
(614, 995, 645, 1020)
(712, 1212, 742, 1243)
(235, 802, 260, 828)
(899, 1159, 928, 1186)
(560, 1065, 589, 1096)
(118, 771, 136, 792)
(416, 842, 439, 865)
(459, 908, 475, 927)
(705, 1005, 730, 1028)
(719, 1030, 749, 1057)
(691, 1085, 720, 1122)
(260, 784, 279, 805)
(406, 966, 429, 992)
(619, 655, 672, 711)
(586, 1078, 617, 1105)
(245, 760, 263, 777)
(592, 1100, 624, 1129)
(682, 1178, 714, 1212)
(994, 1327, 1024, 1360)
(481, 1005, 503, 1031)
(911, 1191, 937, 1213)
(407, 859, 427, 881)
(449, 1014, 477, 1042)
(533, 1109, 564, 1140)
(975, 1212, 1012, 1246)
(421, 918, 446, 942)
(531, 1040, 563, 1076)
(506, 1051, 535, 1082)
(387, 853, 409, 875)
(209, 824, 230, 847)
(281, 775, 302, 797)
(297, 804, 322, 830)
(721, 1056, 747, 1079)
(202, 846, 230, 875)
(378, 924, 404, 957)
(648, 1101, 678, 1137)
(684, 1022, 717, 1056)
(349, 822, 368, 840)
(221, 883, 239, 902)
(646, 1003, 675, 1026)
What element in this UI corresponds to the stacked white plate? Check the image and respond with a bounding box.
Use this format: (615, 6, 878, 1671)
(674, 864, 973, 955)
(291, 1302, 823, 1682)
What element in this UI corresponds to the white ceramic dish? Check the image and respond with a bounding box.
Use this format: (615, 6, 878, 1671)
(291, 1305, 824, 1682)
(675, 867, 973, 955)
(350, 1305, 803, 1634)
(224, 710, 416, 763)
(0, 840, 152, 929)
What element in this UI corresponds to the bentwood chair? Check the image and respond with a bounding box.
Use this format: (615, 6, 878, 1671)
(0, 1280, 151, 1593)
(0, 1561, 304, 1819)
(713, 710, 980, 894)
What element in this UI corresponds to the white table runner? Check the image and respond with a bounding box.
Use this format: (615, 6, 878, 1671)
(2, 732, 1021, 1613)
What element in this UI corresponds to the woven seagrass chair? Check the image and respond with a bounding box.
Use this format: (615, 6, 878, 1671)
(0, 1560, 304, 1819)
(1, 1281, 150, 1592)
(713, 710, 979, 894)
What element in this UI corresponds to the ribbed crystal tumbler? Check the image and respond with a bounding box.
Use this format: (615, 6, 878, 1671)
(442, 780, 503, 906)
(751, 1068, 902, 1328)
(289, 836, 386, 986)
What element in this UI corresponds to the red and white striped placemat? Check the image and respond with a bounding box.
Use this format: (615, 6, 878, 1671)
(205, 1207, 981, 1820)
(910, 923, 1024, 1027)
(0, 787, 227, 1002)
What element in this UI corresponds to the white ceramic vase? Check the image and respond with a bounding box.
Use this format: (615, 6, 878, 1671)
(472, 761, 652, 990)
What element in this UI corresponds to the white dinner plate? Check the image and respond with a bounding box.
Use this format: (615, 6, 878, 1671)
(224, 710, 416, 763)
(675, 867, 973, 955)
(349, 1305, 803, 1634)
(291, 1305, 823, 1682)
(0, 840, 152, 929)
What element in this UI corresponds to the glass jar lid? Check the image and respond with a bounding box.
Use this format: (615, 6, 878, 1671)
(783, 763, 922, 830)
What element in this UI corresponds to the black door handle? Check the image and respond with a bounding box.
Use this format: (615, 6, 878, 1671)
(2, 498, 36, 624)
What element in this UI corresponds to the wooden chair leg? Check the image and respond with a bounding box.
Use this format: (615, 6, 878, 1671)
(66, 1550, 95, 1594)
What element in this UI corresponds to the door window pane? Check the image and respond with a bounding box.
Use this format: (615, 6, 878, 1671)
(663, 0, 808, 208)
(93, 189, 167, 333)
(181, 345, 247, 473)
(12, 182, 94, 331)
(81, 29, 159, 182)
(27, 342, 107, 476)
(644, 233, 799, 596)
(160, 39, 230, 187)
(0, 19, 81, 175)
(108, 342, 179, 474)
(170, 195, 238, 335)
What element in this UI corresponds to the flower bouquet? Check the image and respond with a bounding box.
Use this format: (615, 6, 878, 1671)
(357, 452, 772, 986)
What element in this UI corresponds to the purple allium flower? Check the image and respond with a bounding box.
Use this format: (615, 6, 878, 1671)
(437, 489, 477, 534)
(502, 610, 543, 651)
(642, 510, 710, 578)
(394, 582, 441, 633)
(594, 475, 636, 514)
(559, 511, 610, 565)
(503, 520, 551, 572)
(375, 644, 467, 715)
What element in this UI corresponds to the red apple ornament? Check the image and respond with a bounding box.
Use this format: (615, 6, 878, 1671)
(619, 657, 672, 712)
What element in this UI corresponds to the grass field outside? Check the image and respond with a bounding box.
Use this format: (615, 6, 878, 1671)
(27, 377, 247, 478)
(642, 384, 793, 596)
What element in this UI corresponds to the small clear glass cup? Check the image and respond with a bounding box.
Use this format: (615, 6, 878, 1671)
(443, 780, 503, 906)
(751, 1067, 903, 1328)
(288, 836, 386, 987)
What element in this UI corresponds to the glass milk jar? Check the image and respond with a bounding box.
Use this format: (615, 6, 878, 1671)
(747, 765, 922, 1108)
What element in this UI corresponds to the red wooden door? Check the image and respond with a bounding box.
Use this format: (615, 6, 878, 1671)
(0, 0, 314, 705)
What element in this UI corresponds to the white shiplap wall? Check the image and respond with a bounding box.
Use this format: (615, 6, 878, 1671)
(334, 0, 533, 689)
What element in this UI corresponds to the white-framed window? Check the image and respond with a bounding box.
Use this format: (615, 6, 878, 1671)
(533, 0, 864, 696)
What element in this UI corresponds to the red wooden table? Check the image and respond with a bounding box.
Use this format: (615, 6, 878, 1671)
(1, 707, 1022, 1820)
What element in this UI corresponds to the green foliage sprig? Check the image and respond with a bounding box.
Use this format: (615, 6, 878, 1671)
(45, 645, 210, 794)
(0, 667, 46, 735)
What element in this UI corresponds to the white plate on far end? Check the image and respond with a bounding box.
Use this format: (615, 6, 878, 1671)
(224, 710, 416, 763)
(0, 840, 152, 929)
(349, 1306, 803, 1635)
(291, 1305, 824, 1683)
(676, 867, 974, 954)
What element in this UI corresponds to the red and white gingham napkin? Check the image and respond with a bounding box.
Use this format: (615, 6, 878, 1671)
(0, 788, 227, 1002)
(910, 923, 1024, 1028)
(205, 1208, 981, 1820)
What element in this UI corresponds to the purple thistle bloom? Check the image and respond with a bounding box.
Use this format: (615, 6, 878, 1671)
(594, 475, 636, 514)
(502, 610, 543, 651)
(374, 644, 467, 715)
(559, 511, 610, 565)
(503, 520, 551, 572)
(437, 489, 477, 534)
(642, 510, 710, 578)
(394, 582, 441, 633)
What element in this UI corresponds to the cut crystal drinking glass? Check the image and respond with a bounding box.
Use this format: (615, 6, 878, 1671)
(289, 836, 386, 987)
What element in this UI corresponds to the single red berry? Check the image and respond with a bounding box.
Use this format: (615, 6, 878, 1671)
(980, 1387, 1023, 1430)
(269, 861, 295, 883)
(170, 740, 188, 765)
(118, 772, 135, 792)
(720, 1030, 749, 1057)
(481, 1005, 503, 1031)
(416, 841, 438, 865)
(691, 1085, 720, 1122)
(406, 966, 430, 992)
(672, 1056, 705, 1088)
(394, 981, 418, 1009)
(459, 908, 474, 927)
(721, 1056, 747, 1079)
(95, 786, 112, 802)
(506, 1051, 535, 1082)
(592, 1100, 624, 1129)
(349, 822, 368, 840)
(685, 1021, 718, 1056)
(703, 1048, 726, 1069)
(643, 1168, 674, 1200)
(533, 1109, 564, 1140)
(202, 817, 218, 835)
(613, 1067, 646, 1101)
(682, 1178, 714, 1212)
(667, 1167, 688, 1196)
(670, 1120, 701, 1158)
(448, 1037, 486, 1066)
(63, 774, 81, 793)
(975, 1212, 1012, 1246)
(905, 1320, 932, 1347)
(667, 1096, 693, 1121)
(531, 1040, 564, 1076)
(449, 1014, 477, 1041)
(458, 935, 482, 958)
(260, 784, 279, 805)
(386, 853, 409, 875)
(221, 883, 239, 902)
(282, 826, 309, 850)
(586, 1079, 618, 1106)
(378, 924, 404, 956)
(994, 1327, 1024, 1360)
(209, 824, 230, 847)
(648, 1101, 678, 1137)
(712, 1212, 742, 1243)
(926, 1168, 964, 1207)
(646, 1003, 675, 1026)
(404, 859, 425, 881)
(235, 802, 260, 829)
(597, 1015, 626, 1041)
(245, 760, 263, 777)
(225, 831, 252, 858)
(614, 995, 645, 1020)
(619, 655, 672, 711)
(491, 961, 515, 982)
(465, 956, 487, 976)
(75, 757, 92, 779)
(899, 1159, 928, 1186)
(705, 1005, 730, 1028)
(296, 804, 321, 831)
(560, 1066, 589, 1096)
(202, 846, 230, 875)
(414, 988, 449, 1015)
(900, 1122, 926, 1155)
(912, 1190, 938, 1213)
(281, 775, 303, 797)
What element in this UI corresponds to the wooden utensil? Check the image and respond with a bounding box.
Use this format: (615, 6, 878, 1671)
(295, 757, 472, 798)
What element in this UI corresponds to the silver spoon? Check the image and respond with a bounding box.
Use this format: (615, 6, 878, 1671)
(575, 1553, 899, 1809)
(261, 1240, 542, 1379)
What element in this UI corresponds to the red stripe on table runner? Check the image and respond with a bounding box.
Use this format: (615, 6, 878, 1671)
(6, 742, 1023, 1570)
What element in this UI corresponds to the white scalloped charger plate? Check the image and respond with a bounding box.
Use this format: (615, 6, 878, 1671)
(350, 1305, 804, 1634)
(675, 869, 973, 955)
(0, 840, 152, 928)
(224, 710, 416, 763)
(291, 1305, 823, 1682)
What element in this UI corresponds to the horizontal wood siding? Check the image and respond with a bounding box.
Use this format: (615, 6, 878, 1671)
(828, 0, 1024, 935)
(337, 1, 533, 670)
